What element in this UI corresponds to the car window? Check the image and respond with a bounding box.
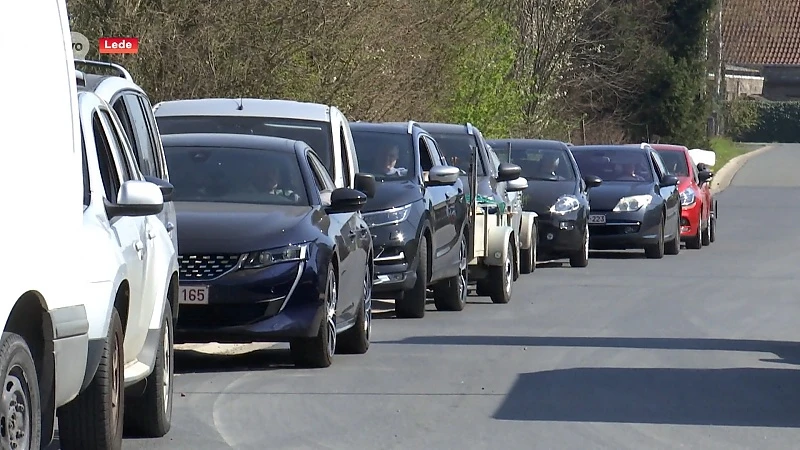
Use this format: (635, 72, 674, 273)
(98, 109, 137, 182)
(655, 150, 689, 177)
(651, 152, 667, 179)
(163, 144, 309, 206)
(339, 126, 351, 185)
(351, 129, 415, 180)
(157, 115, 334, 176)
(308, 152, 335, 192)
(476, 131, 497, 176)
(572, 149, 654, 183)
(121, 93, 159, 178)
(81, 129, 91, 207)
(418, 136, 435, 171)
(422, 136, 442, 168)
(111, 98, 135, 155)
(92, 112, 122, 202)
(429, 131, 485, 176)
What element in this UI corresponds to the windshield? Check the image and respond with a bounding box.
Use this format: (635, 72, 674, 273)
(351, 130, 415, 181)
(502, 146, 576, 181)
(163, 145, 309, 206)
(156, 116, 333, 173)
(656, 149, 690, 177)
(427, 132, 486, 176)
(572, 149, 654, 183)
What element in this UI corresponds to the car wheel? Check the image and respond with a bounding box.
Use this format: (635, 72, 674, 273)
(709, 215, 716, 243)
(0, 332, 41, 450)
(338, 263, 372, 354)
(701, 218, 711, 246)
(434, 234, 468, 311)
(569, 223, 590, 268)
(395, 235, 428, 319)
(644, 214, 665, 259)
(665, 213, 681, 255)
(290, 265, 337, 368)
(489, 239, 514, 304)
(59, 308, 124, 450)
(686, 221, 702, 249)
(124, 305, 174, 438)
(520, 226, 537, 274)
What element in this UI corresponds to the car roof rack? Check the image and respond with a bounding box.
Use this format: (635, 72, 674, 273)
(407, 120, 419, 134)
(74, 59, 133, 81)
(465, 122, 475, 135)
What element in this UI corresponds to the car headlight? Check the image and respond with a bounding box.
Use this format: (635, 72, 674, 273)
(362, 203, 412, 227)
(241, 243, 309, 270)
(612, 195, 653, 212)
(680, 187, 696, 206)
(549, 195, 580, 215)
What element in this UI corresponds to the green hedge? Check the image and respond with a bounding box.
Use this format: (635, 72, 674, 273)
(736, 101, 800, 143)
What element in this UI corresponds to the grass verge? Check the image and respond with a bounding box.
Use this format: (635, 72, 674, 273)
(709, 137, 760, 170)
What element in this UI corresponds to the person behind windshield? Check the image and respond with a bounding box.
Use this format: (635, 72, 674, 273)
(537, 153, 565, 180)
(380, 144, 408, 176)
(250, 164, 301, 202)
(618, 161, 645, 181)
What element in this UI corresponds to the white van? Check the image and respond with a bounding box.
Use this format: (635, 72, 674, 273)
(0, 0, 90, 447)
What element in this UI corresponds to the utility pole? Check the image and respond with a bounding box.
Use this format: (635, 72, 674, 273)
(716, 0, 724, 135)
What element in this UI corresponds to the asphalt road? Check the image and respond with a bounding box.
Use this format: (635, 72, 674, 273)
(59, 144, 800, 449)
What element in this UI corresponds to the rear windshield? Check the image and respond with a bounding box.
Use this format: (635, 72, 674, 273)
(163, 145, 309, 206)
(156, 116, 333, 173)
(572, 149, 654, 183)
(352, 130, 415, 181)
(655, 150, 689, 177)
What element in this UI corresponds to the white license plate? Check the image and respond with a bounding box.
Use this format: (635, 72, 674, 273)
(179, 286, 209, 305)
(588, 214, 606, 224)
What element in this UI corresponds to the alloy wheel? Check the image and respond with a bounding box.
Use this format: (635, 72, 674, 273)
(363, 270, 372, 340)
(584, 224, 589, 260)
(457, 237, 468, 304)
(504, 247, 513, 296)
(162, 320, 171, 416)
(1, 365, 31, 450)
(326, 274, 337, 358)
(111, 334, 121, 432)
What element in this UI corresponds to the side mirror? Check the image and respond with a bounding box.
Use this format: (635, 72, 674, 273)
(354, 173, 376, 198)
(660, 174, 680, 187)
(426, 165, 460, 186)
(105, 180, 164, 219)
(698, 170, 713, 184)
(326, 188, 367, 214)
(583, 174, 603, 189)
(506, 177, 528, 192)
(497, 162, 522, 182)
(143, 175, 174, 202)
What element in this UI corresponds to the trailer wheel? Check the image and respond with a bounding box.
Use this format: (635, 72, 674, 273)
(489, 239, 514, 304)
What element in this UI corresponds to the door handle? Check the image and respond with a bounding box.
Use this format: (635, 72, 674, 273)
(147, 229, 157, 240)
(134, 241, 144, 251)
(166, 222, 175, 232)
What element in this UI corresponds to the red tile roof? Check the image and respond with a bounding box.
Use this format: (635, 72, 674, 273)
(723, 0, 800, 66)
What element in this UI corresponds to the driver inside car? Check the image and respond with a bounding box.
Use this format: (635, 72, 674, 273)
(379, 144, 408, 176)
(248, 163, 301, 203)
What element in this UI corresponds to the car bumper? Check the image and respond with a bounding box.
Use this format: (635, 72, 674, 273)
(587, 206, 662, 250)
(536, 212, 584, 255)
(174, 260, 326, 344)
(50, 305, 90, 407)
(369, 219, 420, 297)
(680, 201, 701, 238)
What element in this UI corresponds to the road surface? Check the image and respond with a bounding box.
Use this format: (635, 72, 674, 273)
(59, 144, 800, 449)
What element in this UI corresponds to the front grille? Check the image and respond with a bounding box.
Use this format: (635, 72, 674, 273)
(179, 254, 241, 281)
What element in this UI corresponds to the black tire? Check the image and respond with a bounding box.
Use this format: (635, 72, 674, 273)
(665, 213, 681, 255)
(709, 216, 716, 243)
(686, 223, 702, 249)
(290, 265, 337, 368)
(519, 226, 537, 274)
(489, 239, 514, 304)
(395, 235, 428, 319)
(338, 263, 372, 354)
(0, 332, 41, 450)
(434, 234, 468, 311)
(59, 308, 124, 450)
(701, 217, 711, 246)
(644, 214, 665, 259)
(124, 306, 173, 438)
(569, 223, 590, 268)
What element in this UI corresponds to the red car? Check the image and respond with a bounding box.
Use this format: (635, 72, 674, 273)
(652, 144, 716, 249)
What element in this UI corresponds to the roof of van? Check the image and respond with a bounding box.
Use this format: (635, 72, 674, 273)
(153, 98, 334, 122)
(350, 122, 416, 134)
(486, 138, 567, 150)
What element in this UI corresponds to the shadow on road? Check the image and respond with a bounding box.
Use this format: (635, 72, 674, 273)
(494, 367, 800, 427)
(174, 347, 295, 374)
(374, 335, 800, 366)
(589, 250, 646, 259)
